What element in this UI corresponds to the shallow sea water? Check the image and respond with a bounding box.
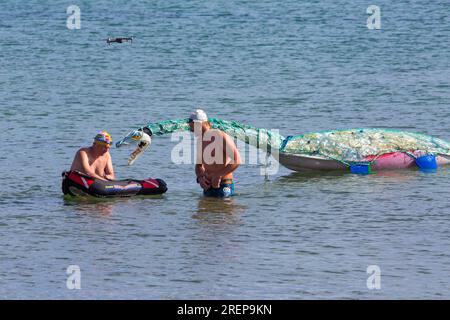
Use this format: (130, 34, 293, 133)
(0, 0, 449, 299)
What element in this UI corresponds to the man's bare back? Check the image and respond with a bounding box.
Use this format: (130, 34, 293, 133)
(200, 129, 237, 181)
(189, 109, 241, 197)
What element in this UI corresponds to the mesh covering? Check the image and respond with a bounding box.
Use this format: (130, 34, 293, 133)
(143, 118, 284, 153)
(146, 119, 191, 136)
(209, 118, 284, 153)
(282, 128, 450, 165)
(118, 118, 450, 166)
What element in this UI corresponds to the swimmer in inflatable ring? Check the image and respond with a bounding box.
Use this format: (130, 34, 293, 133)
(189, 109, 241, 198)
(70, 131, 115, 181)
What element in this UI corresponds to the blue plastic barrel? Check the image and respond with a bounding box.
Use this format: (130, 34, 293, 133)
(350, 163, 372, 175)
(415, 154, 438, 171)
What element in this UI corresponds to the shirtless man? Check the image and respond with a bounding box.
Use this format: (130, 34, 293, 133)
(189, 109, 241, 197)
(70, 131, 115, 181)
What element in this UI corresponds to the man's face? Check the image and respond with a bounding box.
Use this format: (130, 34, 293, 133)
(189, 121, 205, 136)
(93, 143, 110, 155)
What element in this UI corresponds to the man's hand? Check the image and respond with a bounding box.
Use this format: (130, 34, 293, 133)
(198, 175, 211, 191)
(210, 176, 221, 189)
(104, 174, 115, 181)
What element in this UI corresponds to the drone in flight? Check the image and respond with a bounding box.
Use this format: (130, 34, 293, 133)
(105, 37, 134, 45)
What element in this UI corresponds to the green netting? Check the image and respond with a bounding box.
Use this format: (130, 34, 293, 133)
(282, 128, 450, 165)
(118, 118, 450, 166)
(209, 118, 284, 153)
(146, 119, 191, 136)
(144, 118, 285, 153)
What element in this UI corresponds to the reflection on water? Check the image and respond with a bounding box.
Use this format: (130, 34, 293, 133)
(276, 170, 348, 183)
(374, 169, 422, 181)
(275, 168, 426, 184)
(192, 196, 247, 226)
(63, 196, 117, 216)
(62, 194, 167, 217)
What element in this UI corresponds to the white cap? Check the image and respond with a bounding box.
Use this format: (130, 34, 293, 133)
(189, 109, 208, 122)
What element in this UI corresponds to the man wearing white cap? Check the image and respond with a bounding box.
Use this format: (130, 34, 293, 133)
(188, 109, 241, 197)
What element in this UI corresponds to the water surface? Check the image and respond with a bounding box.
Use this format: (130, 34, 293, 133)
(1, 0, 449, 299)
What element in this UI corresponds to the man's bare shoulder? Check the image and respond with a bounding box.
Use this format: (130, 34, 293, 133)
(76, 147, 91, 156)
(219, 130, 235, 143)
(208, 129, 231, 138)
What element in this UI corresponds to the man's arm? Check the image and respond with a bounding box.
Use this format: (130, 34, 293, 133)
(211, 163, 240, 181)
(218, 132, 241, 176)
(215, 162, 240, 178)
(209, 133, 241, 187)
(195, 164, 205, 178)
(79, 150, 106, 180)
(195, 164, 211, 190)
(104, 153, 115, 180)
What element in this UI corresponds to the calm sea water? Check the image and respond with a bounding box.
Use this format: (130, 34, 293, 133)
(1, 0, 450, 299)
